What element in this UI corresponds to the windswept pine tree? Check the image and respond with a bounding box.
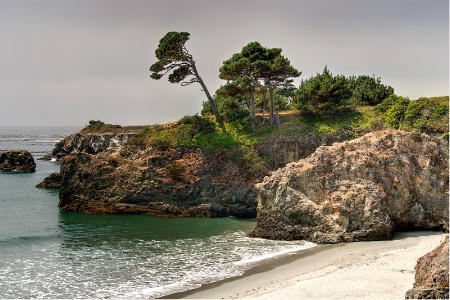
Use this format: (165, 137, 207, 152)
(150, 31, 225, 131)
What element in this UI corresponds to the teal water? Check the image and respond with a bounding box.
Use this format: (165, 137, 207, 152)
(0, 127, 316, 298)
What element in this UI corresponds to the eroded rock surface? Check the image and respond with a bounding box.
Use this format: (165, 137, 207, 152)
(0, 150, 36, 172)
(406, 236, 449, 299)
(250, 130, 449, 243)
(36, 173, 62, 189)
(42, 129, 141, 161)
(58, 145, 261, 218)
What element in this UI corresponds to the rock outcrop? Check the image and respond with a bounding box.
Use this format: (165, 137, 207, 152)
(36, 173, 62, 189)
(58, 144, 261, 217)
(0, 150, 36, 172)
(43, 128, 141, 161)
(250, 130, 449, 243)
(406, 236, 449, 299)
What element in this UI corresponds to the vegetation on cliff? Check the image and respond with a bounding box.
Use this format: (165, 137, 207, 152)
(81, 120, 122, 133)
(148, 31, 448, 144)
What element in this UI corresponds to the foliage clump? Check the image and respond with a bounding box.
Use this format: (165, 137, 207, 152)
(375, 96, 448, 133)
(293, 66, 352, 116)
(82, 120, 122, 133)
(292, 67, 394, 116)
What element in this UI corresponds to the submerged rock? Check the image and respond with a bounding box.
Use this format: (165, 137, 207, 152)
(405, 236, 449, 299)
(250, 130, 449, 243)
(36, 173, 62, 189)
(0, 150, 36, 172)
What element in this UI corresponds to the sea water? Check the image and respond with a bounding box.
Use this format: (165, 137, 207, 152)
(0, 126, 316, 299)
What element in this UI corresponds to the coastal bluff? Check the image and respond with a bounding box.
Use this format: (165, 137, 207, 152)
(57, 131, 260, 218)
(250, 129, 449, 243)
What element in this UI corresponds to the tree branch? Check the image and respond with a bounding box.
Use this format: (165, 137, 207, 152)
(181, 77, 199, 86)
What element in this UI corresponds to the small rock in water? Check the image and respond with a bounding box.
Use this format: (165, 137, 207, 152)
(0, 150, 36, 172)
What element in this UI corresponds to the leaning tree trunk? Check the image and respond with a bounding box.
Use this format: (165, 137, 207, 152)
(191, 64, 226, 132)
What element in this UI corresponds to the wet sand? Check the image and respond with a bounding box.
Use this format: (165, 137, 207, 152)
(163, 231, 447, 299)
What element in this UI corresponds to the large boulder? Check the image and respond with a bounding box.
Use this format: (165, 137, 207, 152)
(406, 236, 449, 299)
(250, 130, 449, 243)
(0, 150, 36, 172)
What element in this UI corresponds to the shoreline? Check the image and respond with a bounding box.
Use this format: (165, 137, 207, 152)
(163, 231, 447, 299)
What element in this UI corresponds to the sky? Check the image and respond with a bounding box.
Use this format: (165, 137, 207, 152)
(0, 0, 448, 126)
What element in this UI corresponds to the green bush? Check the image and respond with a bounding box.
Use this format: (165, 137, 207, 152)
(82, 120, 122, 133)
(375, 95, 448, 133)
(349, 75, 394, 106)
(179, 114, 216, 135)
(401, 97, 449, 133)
(384, 97, 410, 129)
(294, 67, 352, 116)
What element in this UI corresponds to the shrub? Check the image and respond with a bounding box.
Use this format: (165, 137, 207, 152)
(294, 67, 352, 116)
(401, 97, 449, 133)
(82, 120, 122, 133)
(384, 97, 410, 129)
(179, 114, 216, 135)
(167, 160, 185, 181)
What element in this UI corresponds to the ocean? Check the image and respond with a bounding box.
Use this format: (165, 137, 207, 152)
(0, 126, 316, 299)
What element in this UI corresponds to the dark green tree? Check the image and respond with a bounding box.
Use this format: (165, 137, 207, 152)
(149, 32, 225, 131)
(219, 41, 300, 126)
(219, 43, 262, 128)
(350, 75, 394, 105)
(294, 66, 352, 115)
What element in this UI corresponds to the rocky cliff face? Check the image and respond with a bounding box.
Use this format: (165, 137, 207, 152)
(58, 144, 260, 218)
(250, 130, 449, 243)
(406, 236, 449, 299)
(45, 130, 139, 161)
(0, 150, 36, 172)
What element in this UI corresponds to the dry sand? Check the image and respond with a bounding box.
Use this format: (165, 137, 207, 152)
(165, 231, 447, 299)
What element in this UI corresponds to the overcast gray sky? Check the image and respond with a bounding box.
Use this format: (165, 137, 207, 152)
(0, 0, 448, 126)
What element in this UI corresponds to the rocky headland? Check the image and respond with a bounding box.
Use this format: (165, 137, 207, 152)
(50, 120, 363, 218)
(0, 150, 36, 172)
(42, 118, 448, 241)
(58, 145, 260, 217)
(250, 129, 449, 243)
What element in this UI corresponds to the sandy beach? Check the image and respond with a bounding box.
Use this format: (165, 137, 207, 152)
(165, 231, 447, 299)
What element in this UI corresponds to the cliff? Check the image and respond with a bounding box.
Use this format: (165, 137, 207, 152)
(58, 144, 260, 217)
(406, 236, 449, 299)
(250, 129, 449, 243)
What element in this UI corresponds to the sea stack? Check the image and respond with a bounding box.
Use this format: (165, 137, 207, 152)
(0, 150, 36, 172)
